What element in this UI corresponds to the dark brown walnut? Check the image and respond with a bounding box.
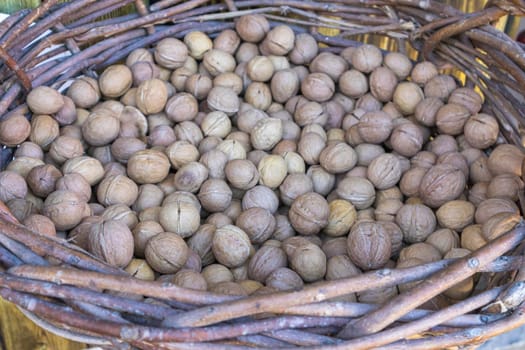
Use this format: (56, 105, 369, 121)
(289, 192, 329, 235)
(0, 171, 28, 203)
(357, 111, 393, 144)
(319, 142, 357, 174)
(347, 221, 391, 270)
(420, 164, 466, 208)
(26, 164, 62, 198)
(0, 114, 31, 147)
(235, 207, 276, 244)
(369, 66, 398, 102)
(487, 144, 524, 177)
(145, 232, 189, 273)
(396, 203, 437, 243)
(248, 245, 287, 282)
(448, 87, 482, 114)
(88, 219, 134, 268)
(367, 154, 402, 190)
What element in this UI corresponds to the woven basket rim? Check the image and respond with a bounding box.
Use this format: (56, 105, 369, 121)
(1, 0, 525, 349)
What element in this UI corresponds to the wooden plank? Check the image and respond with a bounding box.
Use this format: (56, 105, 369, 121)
(0, 297, 85, 350)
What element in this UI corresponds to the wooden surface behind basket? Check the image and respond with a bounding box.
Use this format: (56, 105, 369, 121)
(0, 0, 523, 349)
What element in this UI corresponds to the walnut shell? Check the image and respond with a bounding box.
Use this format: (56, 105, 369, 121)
(420, 164, 466, 208)
(248, 245, 287, 282)
(212, 225, 252, 268)
(396, 203, 437, 243)
(88, 219, 134, 267)
(145, 232, 189, 273)
(436, 200, 475, 231)
(367, 154, 402, 190)
(288, 192, 329, 235)
(347, 221, 391, 270)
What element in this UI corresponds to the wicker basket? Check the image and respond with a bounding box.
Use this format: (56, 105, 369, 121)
(1, 0, 525, 349)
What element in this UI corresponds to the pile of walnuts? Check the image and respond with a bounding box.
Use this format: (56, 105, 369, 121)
(0, 14, 523, 304)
